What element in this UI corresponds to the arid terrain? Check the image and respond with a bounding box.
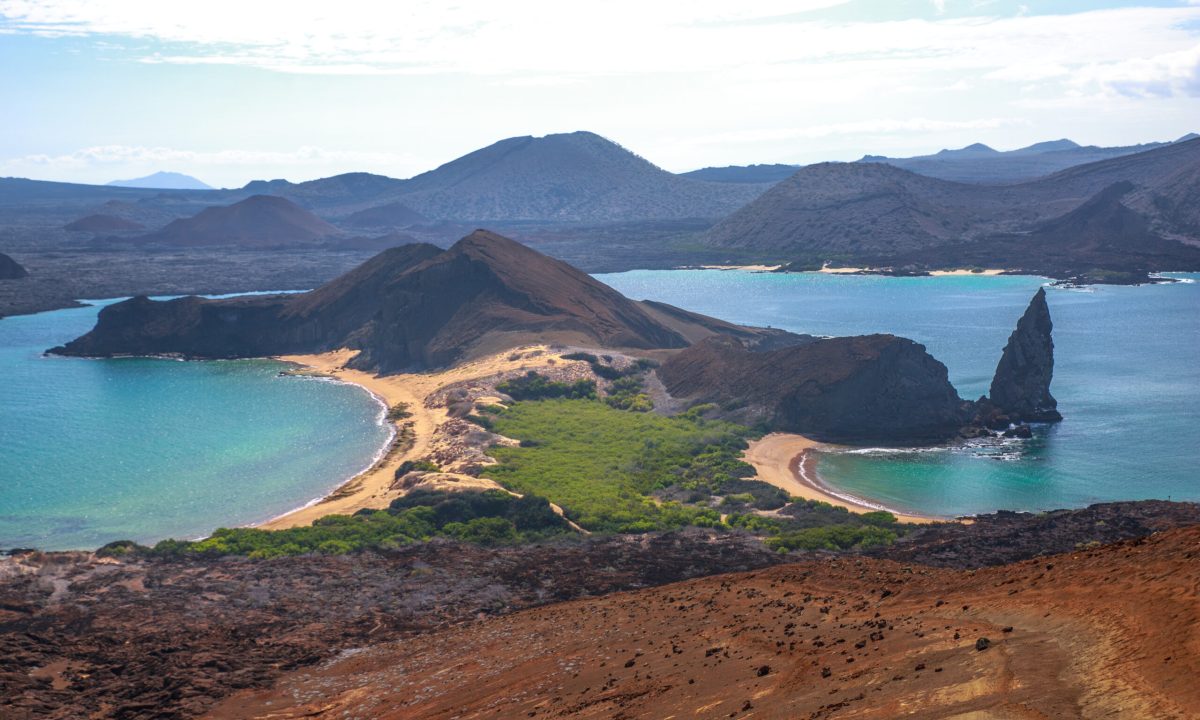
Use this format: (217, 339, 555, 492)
(206, 524, 1200, 720)
(2, 501, 1197, 720)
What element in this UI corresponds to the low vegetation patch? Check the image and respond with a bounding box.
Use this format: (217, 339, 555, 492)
(481, 398, 751, 532)
(497, 372, 597, 401)
(105, 489, 570, 558)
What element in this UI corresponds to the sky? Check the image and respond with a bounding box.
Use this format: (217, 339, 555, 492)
(1, 0, 1199, 188)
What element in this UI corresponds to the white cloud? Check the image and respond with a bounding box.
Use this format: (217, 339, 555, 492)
(685, 118, 1020, 146)
(0, 1, 1196, 82)
(1076, 44, 1200, 98)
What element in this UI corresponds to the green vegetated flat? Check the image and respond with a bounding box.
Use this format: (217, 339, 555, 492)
(102, 488, 573, 559)
(483, 398, 749, 533)
(99, 373, 908, 559)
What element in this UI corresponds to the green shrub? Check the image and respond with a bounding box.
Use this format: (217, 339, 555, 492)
(484, 398, 750, 533)
(765, 524, 897, 552)
(394, 459, 440, 479)
(497, 372, 597, 401)
(138, 489, 569, 558)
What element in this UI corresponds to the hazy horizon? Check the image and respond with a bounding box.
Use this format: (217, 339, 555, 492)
(3, 0, 1199, 187)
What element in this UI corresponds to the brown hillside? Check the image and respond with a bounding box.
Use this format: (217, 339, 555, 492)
(54, 231, 715, 371)
(132, 195, 340, 248)
(704, 138, 1200, 276)
(63, 214, 145, 232)
(209, 524, 1200, 720)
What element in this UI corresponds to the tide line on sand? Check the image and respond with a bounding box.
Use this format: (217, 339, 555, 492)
(744, 433, 948, 525)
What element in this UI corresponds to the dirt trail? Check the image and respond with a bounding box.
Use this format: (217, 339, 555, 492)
(207, 525, 1200, 719)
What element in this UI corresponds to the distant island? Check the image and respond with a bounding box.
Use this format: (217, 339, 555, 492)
(106, 171, 214, 190)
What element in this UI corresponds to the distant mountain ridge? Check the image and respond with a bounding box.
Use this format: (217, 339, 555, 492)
(106, 172, 214, 190)
(703, 137, 1200, 279)
(370, 131, 771, 222)
(678, 164, 801, 185)
(858, 134, 1197, 184)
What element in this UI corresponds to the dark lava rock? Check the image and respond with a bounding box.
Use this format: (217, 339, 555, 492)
(975, 638, 992, 651)
(0, 252, 27, 280)
(869, 500, 1200, 569)
(987, 288, 1061, 423)
(0, 530, 784, 720)
(659, 334, 967, 444)
(1003, 424, 1033, 439)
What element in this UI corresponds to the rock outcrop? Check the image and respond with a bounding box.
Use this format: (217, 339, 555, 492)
(0, 252, 27, 280)
(986, 287, 1061, 422)
(659, 334, 967, 444)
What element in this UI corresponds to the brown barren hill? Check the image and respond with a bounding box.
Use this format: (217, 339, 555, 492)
(703, 137, 1200, 277)
(208, 524, 1200, 720)
(53, 230, 706, 371)
(130, 194, 339, 248)
(63, 214, 145, 232)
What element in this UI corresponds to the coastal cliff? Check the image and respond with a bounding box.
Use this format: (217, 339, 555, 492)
(985, 287, 1061, 423)
(659, 334, 967, 444)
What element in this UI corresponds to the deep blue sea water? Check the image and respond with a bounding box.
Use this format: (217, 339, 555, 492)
(597, 270, 1200, 518)
(0, 297, 392, 550)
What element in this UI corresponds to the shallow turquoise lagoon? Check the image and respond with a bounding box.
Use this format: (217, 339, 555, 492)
(597, 270, 1200, 517)
(0, 298, 391, 550)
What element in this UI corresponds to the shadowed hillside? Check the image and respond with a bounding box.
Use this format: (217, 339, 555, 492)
(53, 231, 713, 371)
(703, 138, 1200, 278)
(128, 195, 340, 248)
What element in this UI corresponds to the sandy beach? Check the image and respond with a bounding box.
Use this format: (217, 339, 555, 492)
(743, 433, 940, 524)
(261, 350, 946, 530)
(685, 264, 783, 272)
(260, 346, 574, 530)
(819, 265, 1007, 277)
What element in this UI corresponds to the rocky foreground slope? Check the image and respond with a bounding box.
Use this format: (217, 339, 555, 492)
(1, 501, 1196, 720)
(207, 513, 1200, 720)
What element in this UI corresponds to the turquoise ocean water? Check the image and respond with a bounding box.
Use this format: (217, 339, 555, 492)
(597, 271, 1200, 518)
(0, 297, 392, 550)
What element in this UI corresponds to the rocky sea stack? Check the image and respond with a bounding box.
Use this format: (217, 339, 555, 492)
(0, 252, 28, 280)
(986, 287, 1061, 423)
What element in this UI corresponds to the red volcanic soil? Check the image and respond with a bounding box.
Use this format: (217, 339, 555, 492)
(209, 526, 1200, 719)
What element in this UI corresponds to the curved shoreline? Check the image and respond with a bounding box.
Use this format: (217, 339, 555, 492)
(256, 371, 399, 527)
(744, 433, 948, 524)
